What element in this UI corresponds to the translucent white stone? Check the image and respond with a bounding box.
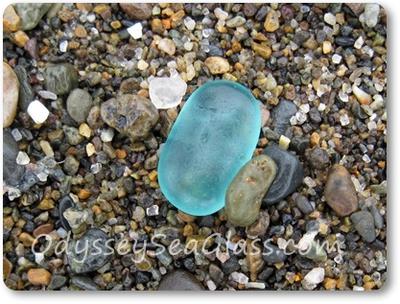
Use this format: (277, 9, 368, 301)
(100, 128, 114, 142)
(146, 205, 159, 216)
(127, 23, 143, 40)
(16, 151, 30, 165)
(27, 100, 49, 124)
(332, 54, 342, 64)
(11, 128, 23, 141)
(87, 13, 96, 23)
(59, 40, 68, 53)
(183, 16, 196, 30)
(324, 12, 336, 26)
(354, 36, 364, 49)
(340, 114, 350, 126)
(302, 267, 325, 290)
(230, 272, 249, 284)
(214, 7, 228, 20)
(149, 76, 187, 109)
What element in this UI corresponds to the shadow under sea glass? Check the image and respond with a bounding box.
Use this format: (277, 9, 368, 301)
(158, 80, 261, 216)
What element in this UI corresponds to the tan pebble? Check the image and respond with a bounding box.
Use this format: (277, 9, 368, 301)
(177, 211, 196, 223)
(110, 20, 122, 30)
(115, 149, 127, 159)
(204, 56, 230, 74)
(19, 232, 35, 247)
(27, 268, 52, 286)
(3, 257, 13, 279)
(251, 42, 272, 59)
(324, 165, 358, 217)
(37, 198, 55, 210)
(323, 278, 337, 290)
(322, 41, 332, 54)
(264, 9, 280, 32)
(86, 143, 96, 156)
(78, 189, 91, 200)
(352, 84, 372, 105)
(78, 123, 92, 138)
(74, 24, 87, 38)
(12, 30, 29, 47)
(39, 140, 54, 157)
(3, 62, 19, 128)
(3, 5, 21, 33)
(310, 132, 320, 147)
(76, 3, 93, 12)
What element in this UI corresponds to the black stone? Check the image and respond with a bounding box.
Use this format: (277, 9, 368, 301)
(307, 147, 330, 170)
(71, 276, 98, 290)
(262, 144, 304, 205)
(335, 36, 355, 47)
(14, 65, 35, 111)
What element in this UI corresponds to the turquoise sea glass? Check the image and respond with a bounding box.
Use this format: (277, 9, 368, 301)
(158, 80, 261, 216)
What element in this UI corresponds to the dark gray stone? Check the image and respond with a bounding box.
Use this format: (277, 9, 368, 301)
(14, 65, 34, 111)
(158, 270, 204, 290)
(270, 100, 297, 136)
(262, 144, 304, 205)
(48, 275, 67, 290)
(351, 211, 376, 243)
(263, 244, 287, 264)
(307, 147, 330, 170)
(295, 194, 314, 214)
(71, 276, 98, 290)
(67, 228, 112, 274)
(3, 131, 25, 186)
(66, 89, 93, 124)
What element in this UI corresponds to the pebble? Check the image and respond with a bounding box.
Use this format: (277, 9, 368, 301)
(67, 229, 111, 273)
(3, 62, 19, 128)
(226, 16, 246, 28)
(324, 13, 336, 26)
(100, 94, 159, 142)
(71, 276, 98, 290)
(204, 56, 230, 74)
(324, 165, 358, 216)
(226, 155, 277, 227)
(295, 194, 314, 214)
(307, 147, 330, 170)
(335, 36, 355, 47)
(38, 90, 57, 100)
(66, 89, 93, 123)
(149, 76, 187, 109)
(27, 268, 52, 286)
(127, 22, 143, 39)
(119, 3, 152, 20)
(14, 3, 51, 30)
(44, 63, 79, 95)
(360, 4, 380, 28)
(352, 84, 372, 105)
(264, 9, 280, 32)
(184, 17, 196, 30)
(48, 275, 67, 290)
(262, 144, 304, 205)
(263, 244, 287, 264)
(302, 267, 325, 290)
(214, 7, 229, 21)
(3, 131, 25, 186)
(63, 126, 84, 145)
(350, 211, 376, 243)
(63, 155, 80, 175)
(158, 38, 176, 56)
(58, 196, 75, 230)
(270, 100, 297, 135)
(16, 151, 30, 165)
(158, 270, 204, 290)
(27, 100, 49, 124)
(3, 5, 21, 33)
(246, 210, 270, 238)
(100, 128, 114, 142)
(14, 65, 34, 111)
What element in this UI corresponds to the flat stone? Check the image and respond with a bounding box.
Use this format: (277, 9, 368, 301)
(262, 144, 304, 205)
(3, 62, 19, 128)
(119, 3, 152, 20)
(14, 3, 51, 30)
(100, 94, 159, 142)
(270, 99, 297, 136)
(3, 130, 25, 186)
(351, 211, 376, 243)
(204, 56, 230, 74)
(324, 165, 358, 216)
(67, 228, 111, 274)
(226, 155, 277, 227)
(158, 270, 204, 290)
(158, 80, 261, 216)
(66, 89, 93, 123)
(44, 63, 79, 95)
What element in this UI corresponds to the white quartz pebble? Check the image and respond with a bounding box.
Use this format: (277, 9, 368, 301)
(27, 100, 49, 124)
